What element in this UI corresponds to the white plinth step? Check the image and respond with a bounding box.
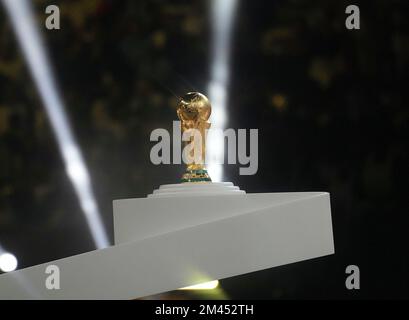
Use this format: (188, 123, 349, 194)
(148, 182, 245, 198)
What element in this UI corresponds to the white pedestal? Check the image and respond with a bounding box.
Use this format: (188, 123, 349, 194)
(0, 183, 334, 299)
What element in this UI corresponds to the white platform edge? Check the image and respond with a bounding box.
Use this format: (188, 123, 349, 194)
(0, 192, 334, 299)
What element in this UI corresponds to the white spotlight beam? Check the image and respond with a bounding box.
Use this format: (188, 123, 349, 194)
(207, 0, 239, 182)
(1, 0, 109, 248)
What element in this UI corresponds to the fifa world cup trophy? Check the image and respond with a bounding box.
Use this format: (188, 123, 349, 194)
(177, 92, 212, 182)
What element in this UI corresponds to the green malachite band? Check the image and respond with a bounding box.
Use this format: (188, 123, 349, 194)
(181, 177, 212, 183)
(185, 170, 207, 174)
(181, 169, 212, 183)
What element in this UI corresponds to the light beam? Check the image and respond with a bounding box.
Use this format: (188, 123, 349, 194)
(207, 0, 239, 182)
(1, 0, 109, 248)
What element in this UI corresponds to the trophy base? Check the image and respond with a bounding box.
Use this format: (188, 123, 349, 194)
(181, 169, 211, 183)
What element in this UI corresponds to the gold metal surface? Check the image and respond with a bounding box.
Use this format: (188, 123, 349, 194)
(177, 92, 212, 183)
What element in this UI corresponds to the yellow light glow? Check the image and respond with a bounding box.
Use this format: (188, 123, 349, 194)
(180, 280, 219, 290)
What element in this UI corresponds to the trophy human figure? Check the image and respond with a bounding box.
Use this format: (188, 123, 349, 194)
(177, 92, 212, 182)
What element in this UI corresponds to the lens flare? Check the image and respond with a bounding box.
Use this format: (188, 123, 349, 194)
(0, 253, 18, 272)
(180, 280, 219, 290)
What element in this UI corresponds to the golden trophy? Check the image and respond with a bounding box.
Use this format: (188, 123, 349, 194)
(177, 92, 212, 183)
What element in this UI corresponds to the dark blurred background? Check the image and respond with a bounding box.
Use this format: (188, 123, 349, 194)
(0, 0, 408, 299)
